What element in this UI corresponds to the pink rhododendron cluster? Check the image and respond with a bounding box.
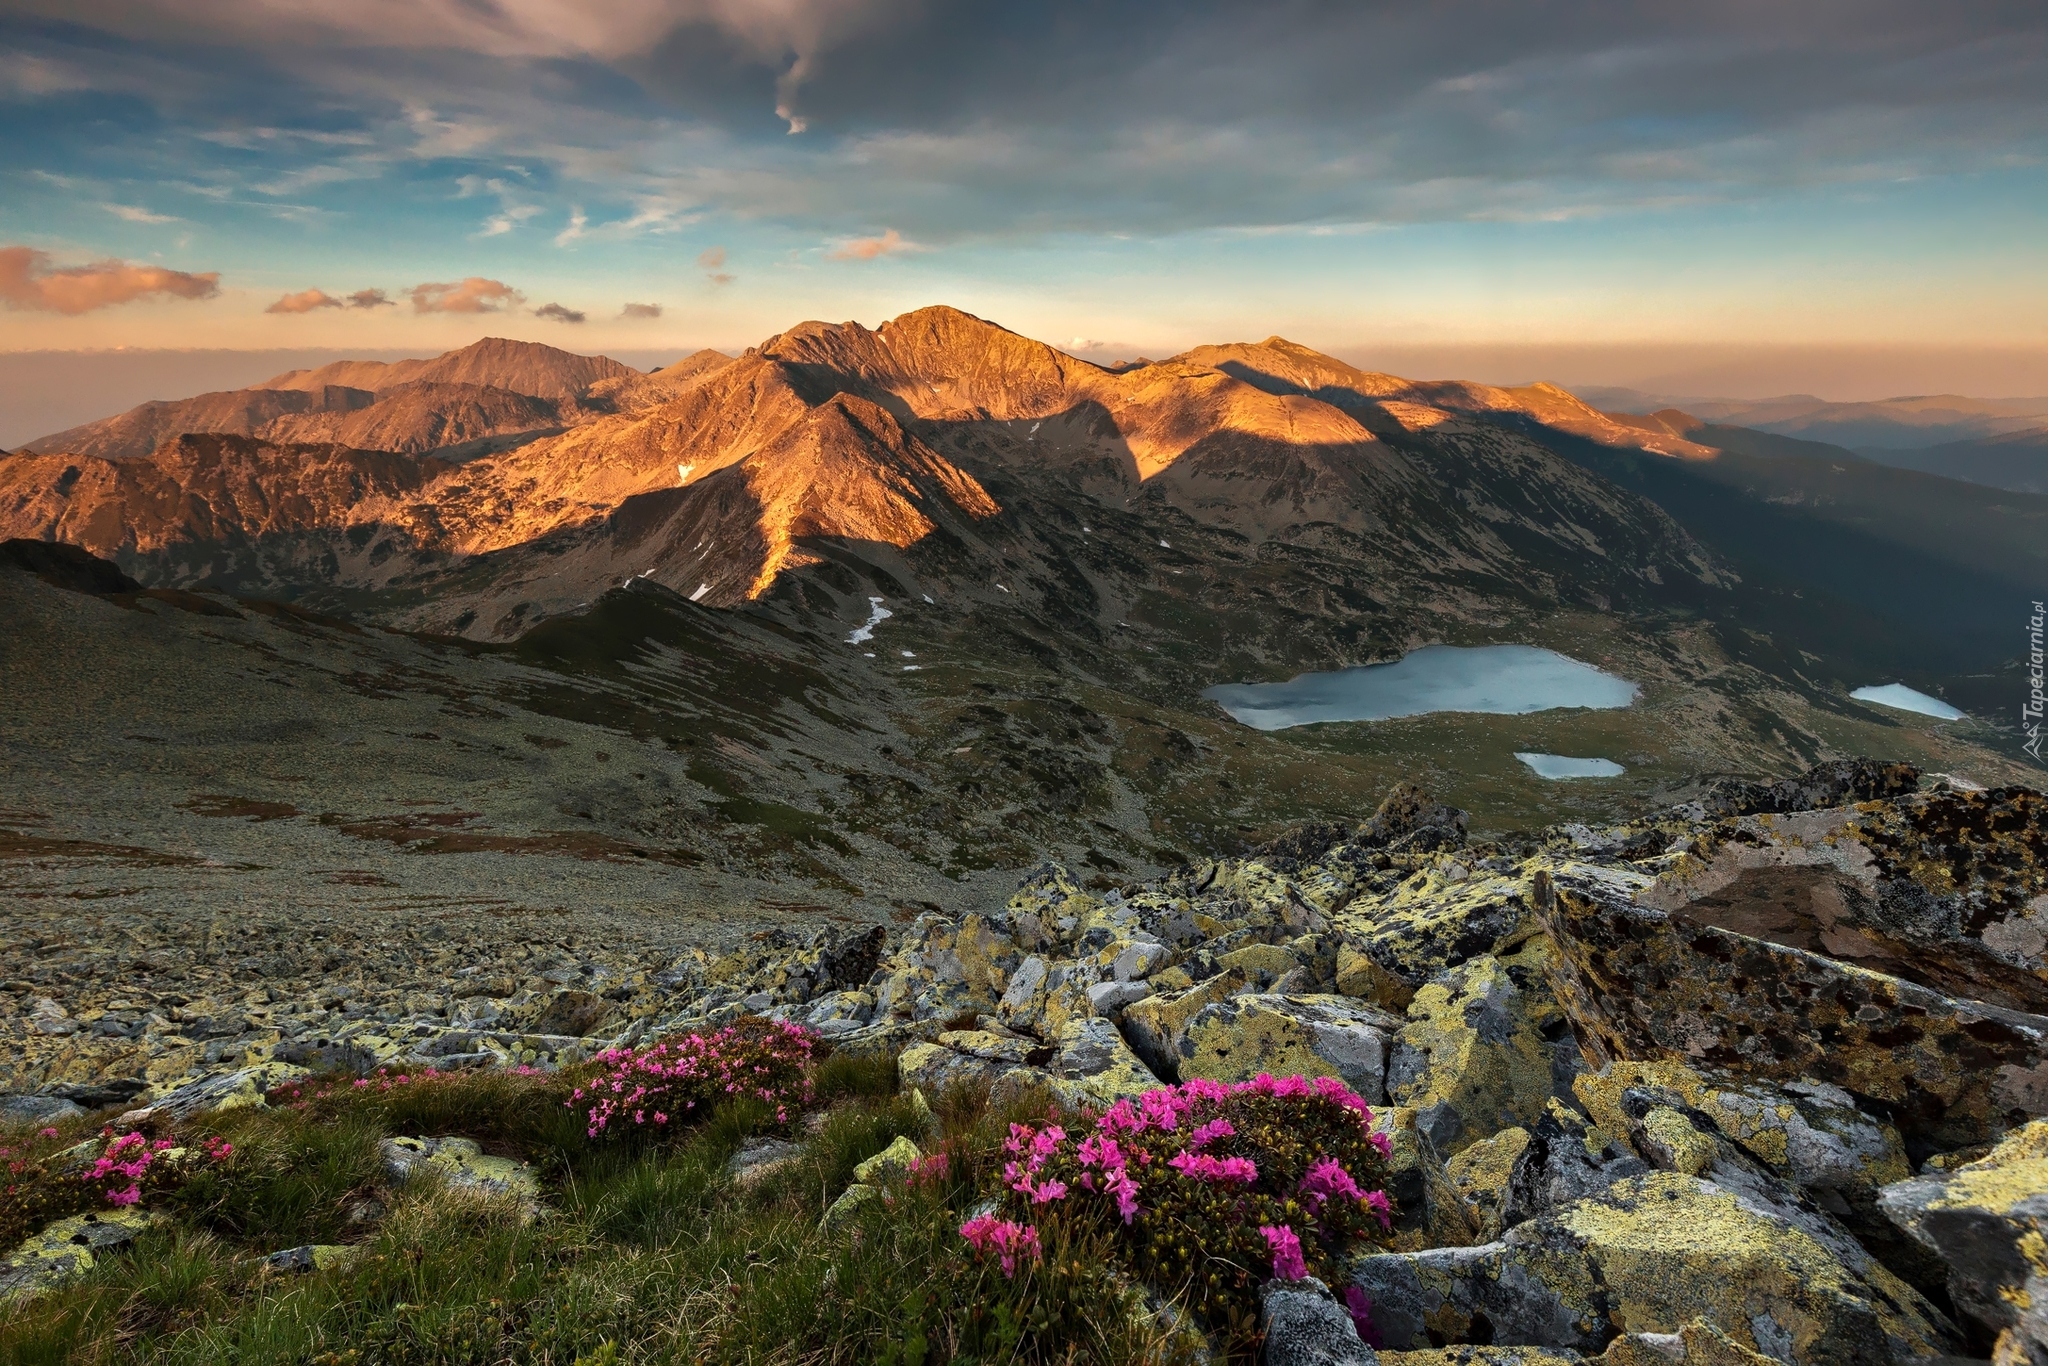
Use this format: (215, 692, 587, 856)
(959, 1213, 1043, 1278)
(567, 1018, 817, 1139)
(87, 1131, 174, 1206)
(968, 1072, 1395, 1331)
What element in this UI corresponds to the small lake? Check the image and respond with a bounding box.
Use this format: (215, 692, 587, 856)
(1851, 683, 1965, 721)
(1516, 753, 1626, 780)
(1203, 644, 1639, 731)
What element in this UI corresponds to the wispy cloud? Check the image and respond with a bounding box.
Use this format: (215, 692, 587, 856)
(826, 228, 912, 261)
(554, 205, 587, 246)
(620, 301, 662, 318)
(0, 245, 219, 314)
(409, 277, 522, 313)
(698, 245, 734, 284)
(101, 202, 180, 224)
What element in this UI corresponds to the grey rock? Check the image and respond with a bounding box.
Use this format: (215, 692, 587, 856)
(0, 1095, 86, 1126)
(1258, 1277, 1377, 1365)
(1086, 979, 1151, 1016)
(1113, 941, 1171, 983)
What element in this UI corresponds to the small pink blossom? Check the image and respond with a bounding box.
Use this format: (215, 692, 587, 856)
(960, 1215, 1042, 1278)
(1260, 1224, 1308, 1281)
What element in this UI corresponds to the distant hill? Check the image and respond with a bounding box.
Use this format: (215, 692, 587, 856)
(1576, 385, 2048, 451)
(1854, 426, 2048, 495)
(20, 338, 644, 460)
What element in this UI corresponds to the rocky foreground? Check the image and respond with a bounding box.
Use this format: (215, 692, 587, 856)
(6, 757, 2048, 1363)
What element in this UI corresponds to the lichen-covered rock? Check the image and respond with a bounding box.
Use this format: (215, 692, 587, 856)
(1878, 1118, 2048, 1354)
(0, 1209, 159, 1302)
(1351, 1171, 1960, 1363)
(1259, 1276, 1378, 1365)
(1331, 867, 1540, 1011)
(380, 1136, 539, 1218)
(726, 1136, 805, 1187)
(1180, 993, 1401, 1101)
(1386, 944, 1576, 1155)
(1372, 1105, 1478, 1251)
(1498, 1100, 1648, 1232)
(1535, 863, 2048, 1153)
(1120, 969, 1249, 1081)
(852, 1134, 923, 1184)
(1446, 1126, 1532, 1242)
(819, 1181, 880, 1231)
(1597, 1319, 1780, 1364)
(1375, 1349, 1581, 1365)
(531, 989, 612, 1039)
(1049, 1016, 1160, 1102)
(1641, 787, 2048, 1015)
(1571, 1060, 1920, 1281)
(0, 1094, 86, 1125)
(262, 1244, 361, 1274)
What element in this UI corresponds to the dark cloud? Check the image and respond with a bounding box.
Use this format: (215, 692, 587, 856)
(620, 301, 662, 318)
(534, 301, 586, 323)
(3, 3, 2044, 242)
(0, 244, 219, 314)
(346, 288, 393, 308)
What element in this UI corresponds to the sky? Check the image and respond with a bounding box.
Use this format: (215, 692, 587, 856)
(2, 0, 2046, 402)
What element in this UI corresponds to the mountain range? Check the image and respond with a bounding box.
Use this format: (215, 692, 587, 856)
(3, 305, 2040, 929)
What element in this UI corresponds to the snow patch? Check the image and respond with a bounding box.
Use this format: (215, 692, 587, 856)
(677, 463, 694, 485)
(689, 583, 710, 602)
(848, 596, 891, 644)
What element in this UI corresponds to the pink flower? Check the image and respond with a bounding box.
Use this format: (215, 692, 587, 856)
(1364, 1189, 1392, 1229)
(1342, 1285, 1381, 1346)
(1298, 1156, 1365, 1214)
(1260, 1224, 1308, 1281)
(960, 1215, 1042, 1278)
(1185, 1117, 1235, 1150)
(1167, 1151, 1259, 1184)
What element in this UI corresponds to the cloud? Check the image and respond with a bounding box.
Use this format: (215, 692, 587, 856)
(408, 277, 523, 313)
(554, 206, 588, 246)
(826, 228, 911, 261)
(266, 287, 343, 313)
(697, 245, 734, 284)
(534, 301, 585, 323)
(101, 203, 180, 224)
(0, 245, 220, 315)
(347, 288, 394, 308)
(620, 301, 662, 318)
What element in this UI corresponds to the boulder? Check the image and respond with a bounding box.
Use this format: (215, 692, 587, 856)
(262, 1244, 361, 1274)
(1332, 867, 1541, 1010)
(1354, 1170, 1960, 1361)
(1535, 863, 2048, 1154)
(1444, 1126, 1531, 1243)
(1386, 943, 1576, 1155)
(1695, 758, 1921, 819)
(1049, 1017, 1161, 1102)
(1374, 1349, 1582, 1365)
(820, 1182, 881, 1231)
(1641, 786, 2048, 1015)
(0, 1095, 86, 1126)
(852, 1135, 924, 1184)
(1259, 1276, 1379, 1365)
(1878, 1118, 2048, 1357)
(1371, 1105, 1478, 1252)
(1181, 993, 1402, 1101)
(1120, 970, 1249, 1081)
(0, 1209, 159, 1302)
(380, 1136, 539, 1218)
(1497, 1099, 1649, 1231)
(726, 1136, 805, 1188)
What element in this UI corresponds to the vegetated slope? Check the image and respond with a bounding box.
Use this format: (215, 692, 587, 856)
(1855, 426, 2048, 495)
(19, 338, 643, 460)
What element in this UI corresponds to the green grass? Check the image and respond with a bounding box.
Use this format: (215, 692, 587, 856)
(0, 1064, 1195, 1366)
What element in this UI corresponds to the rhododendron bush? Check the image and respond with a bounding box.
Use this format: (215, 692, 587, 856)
(964, 1073, 1395, 1339)
(565, 1016, 817, 1140)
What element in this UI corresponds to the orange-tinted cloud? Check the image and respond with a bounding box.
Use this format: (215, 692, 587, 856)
(621, 301, 662, 318)
(0, 245, 220, 315)
(407, 277, 523, 314)
(534, 302, 585, 323)
(826, 228, 910, 261)
(347, 288, 394, 309)
(266, 287, 342, 314)
(697, 246, 734, 284)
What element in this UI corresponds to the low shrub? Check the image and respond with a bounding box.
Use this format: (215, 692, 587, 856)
(563, 1018, 818, 1141)
(969, 1073, 1396, 1348)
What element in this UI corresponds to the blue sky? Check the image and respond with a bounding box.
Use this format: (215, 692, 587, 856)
(2, 0, 2044, 391)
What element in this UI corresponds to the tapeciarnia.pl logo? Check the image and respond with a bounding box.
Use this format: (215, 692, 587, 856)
(2026, 599, 2045, 761)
